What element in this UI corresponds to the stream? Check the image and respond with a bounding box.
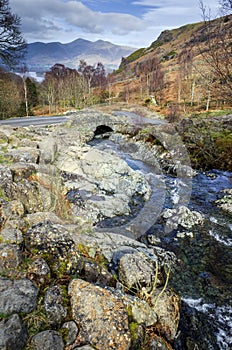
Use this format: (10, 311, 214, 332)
(89, 134, 232, 349)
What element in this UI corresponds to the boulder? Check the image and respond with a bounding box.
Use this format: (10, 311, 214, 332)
(57, 146, 150, 225)
(31, 330, 64, 350)
(69, 279, 131, 350)
(162, 205, 204, 231)
(0, 314, 28, 350)
(118, 251, 162, 290)
(25, 221, 83, 275)
(0, 277, 38, 314)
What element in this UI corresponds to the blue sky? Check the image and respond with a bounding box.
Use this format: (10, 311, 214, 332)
(10, 0, 222, 47)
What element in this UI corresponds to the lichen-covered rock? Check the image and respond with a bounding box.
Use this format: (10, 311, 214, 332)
(0, 165, 13, 184)
(82, 258, 115, 286)
(25, 221, 83, 275)
(150, 334, 174, 350)
(0, 130, 8, 144)
(118, 251, 162, 290)
(25, 211, 63, 227)
(10, 162, 36, 181)
(57, 146, 150, 225)
(8, 147, 40, 164)
(71, 228, 171, 264)
(10, 179, 44, 213)
(69, 279, 131, 350)
(61, 321, 79, 346)
(151, 289, 180, 342)
(0, 228, 23, 244)
(0, 277, 38, 314)
(27, 257, 51, 285)
(0, 314, 28, 350)
(125, 295, 158, 327)
(44, 285, 67, 327)
(31, 330, 64, 350)
(0, 244, 23, 274)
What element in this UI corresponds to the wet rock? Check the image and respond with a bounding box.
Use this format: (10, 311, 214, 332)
(44, 285, 67, 327)
(0, 314, 28, 350)
(31, 330, 64, 350)
(69, 278, 131, 350)
(0, 277, 38, 314)
(25, 221, 83, 275)
(215, 188, 232, 214)
(0, 244, 23, 274)
(61, 321, 79, 346)
(162, 205, 204, 231)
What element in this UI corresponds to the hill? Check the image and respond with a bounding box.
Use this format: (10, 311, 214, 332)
(110, 15, 232, 114)
(25, 38, 136, 73)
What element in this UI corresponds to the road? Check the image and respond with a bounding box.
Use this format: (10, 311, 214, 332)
(0, 115, 68, 127)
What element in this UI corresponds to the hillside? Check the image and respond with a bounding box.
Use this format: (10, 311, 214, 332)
(110, 15, 232, 114)
(25, 38, 136, 73)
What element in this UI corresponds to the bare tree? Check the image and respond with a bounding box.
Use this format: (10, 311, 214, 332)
(220, 0, 232, 12)
(198, 0, 232, 104)
(0, 0, 26, 66)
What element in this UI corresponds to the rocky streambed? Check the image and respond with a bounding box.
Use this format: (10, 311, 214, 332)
(0, 109, 231, 350)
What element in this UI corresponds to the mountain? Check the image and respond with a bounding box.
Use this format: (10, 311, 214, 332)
(25, 38, 136, 73)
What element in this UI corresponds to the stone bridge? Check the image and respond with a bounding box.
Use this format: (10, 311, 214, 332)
(65, 109, 132, 143)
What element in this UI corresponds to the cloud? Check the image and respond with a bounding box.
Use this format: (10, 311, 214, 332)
(10, 0, 144, 42)
(10, 0, 220, 46)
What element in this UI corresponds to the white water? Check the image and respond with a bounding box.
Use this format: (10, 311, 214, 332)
(209, 229, 232, 247)
(182, 297, 232, 349)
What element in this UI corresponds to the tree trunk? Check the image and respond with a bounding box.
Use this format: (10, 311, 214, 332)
(23, 78, 29, 117)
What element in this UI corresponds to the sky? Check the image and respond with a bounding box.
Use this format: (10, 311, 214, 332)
(10, 0, 222, 48)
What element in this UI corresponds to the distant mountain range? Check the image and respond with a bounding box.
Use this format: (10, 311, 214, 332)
(24, 38, 136, 74)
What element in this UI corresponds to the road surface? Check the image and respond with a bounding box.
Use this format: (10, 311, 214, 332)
(0, 116, 68, 127)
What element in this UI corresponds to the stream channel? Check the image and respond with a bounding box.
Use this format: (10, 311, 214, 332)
(88, 126, 232, 349)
